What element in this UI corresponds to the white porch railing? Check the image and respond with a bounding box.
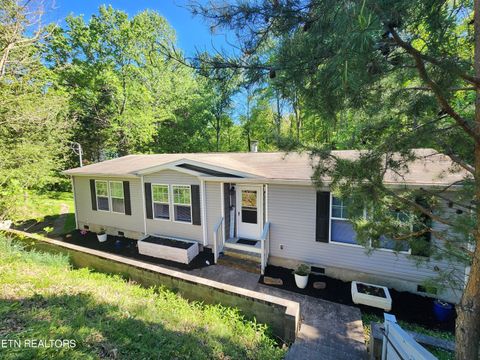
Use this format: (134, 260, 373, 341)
(381, 314, 437, 360)
(260, 222, 270, 275)
(213, 216, 224, 264)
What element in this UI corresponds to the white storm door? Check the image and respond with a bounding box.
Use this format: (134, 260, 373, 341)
(236, 185, 263, 239)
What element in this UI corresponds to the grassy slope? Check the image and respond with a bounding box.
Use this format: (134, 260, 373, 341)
(13, 191, 76, 235)
(0, 236, 285, 360)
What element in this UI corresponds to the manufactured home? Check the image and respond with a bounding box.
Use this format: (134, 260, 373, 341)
(64, 149, 467, 303)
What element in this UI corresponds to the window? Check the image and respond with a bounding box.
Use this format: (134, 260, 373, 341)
(330, 194, 411, 253)
(330, 196, 359, 245)
(152, 184, 170, 220)
(172, 185, 191, 222)
(110, 181, 125, 214)
(378, 210, 410, 252)
(241, 190, 258, 224)
(96, 181, 109, 211)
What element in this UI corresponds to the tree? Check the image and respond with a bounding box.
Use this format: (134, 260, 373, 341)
(47, 6, 208, 160)
(197, 54, 241, 151)
(0, 0, 70, 219)
(191, 0, 479, 357)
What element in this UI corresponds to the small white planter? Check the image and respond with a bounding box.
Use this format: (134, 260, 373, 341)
(294, 274, 309, 289)
(0, 220, 12, 230)
(351, 281, 392, 311)
(138, 236, 199, 264)
(97, 233, 108, 243)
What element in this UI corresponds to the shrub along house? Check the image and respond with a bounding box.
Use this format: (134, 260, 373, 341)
(64, 149, 467, 303)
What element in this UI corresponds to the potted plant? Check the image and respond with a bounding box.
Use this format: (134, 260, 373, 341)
(97, 228, 107, 243)
(293, 264, 311, 289)
(433, 300, 453, 322)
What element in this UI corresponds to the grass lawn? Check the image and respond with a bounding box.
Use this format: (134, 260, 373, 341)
(361, 313, 454, 360)
(0, 235, 285, 359)
(12, 191, 76, 236)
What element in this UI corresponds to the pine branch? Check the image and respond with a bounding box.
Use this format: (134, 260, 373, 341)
(388, 26, 480, 143)
(383, 187, 456, 227)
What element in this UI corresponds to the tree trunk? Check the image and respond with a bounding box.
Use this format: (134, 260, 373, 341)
(215, 116, 220, 152)
(455, 1, 480, 358)
(455, 234, 480, 359)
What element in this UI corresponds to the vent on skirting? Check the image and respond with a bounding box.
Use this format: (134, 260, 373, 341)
(417, 285, 437, 294)
(311, 266, 325, 274)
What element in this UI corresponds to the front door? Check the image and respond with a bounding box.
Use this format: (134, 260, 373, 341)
(236, 185, 263, 239)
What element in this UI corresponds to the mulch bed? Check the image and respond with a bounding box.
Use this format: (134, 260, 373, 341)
(260, 265, 456, 333)
(61, 230, 213, 271)
(142, 236, 194, 249)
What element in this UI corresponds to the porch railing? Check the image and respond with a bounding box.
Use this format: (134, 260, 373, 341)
(213, 216, 224, 264)
(260, 222, 270, 275)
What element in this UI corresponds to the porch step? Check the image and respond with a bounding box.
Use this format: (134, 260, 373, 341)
(217, 254, 261, 274)
(223, 247, 261, 263)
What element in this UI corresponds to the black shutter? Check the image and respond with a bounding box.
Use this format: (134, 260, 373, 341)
(411, 197, 432, 257)
(145, 182, 153, 219)
(316, 191, 330, 242)
(123, 181, 131, 215)
(191, 184, 201, 225)
(90, 179, 97, 211)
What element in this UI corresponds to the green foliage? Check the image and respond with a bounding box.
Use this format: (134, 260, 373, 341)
(0, 0, 71, 220)
(192, 0, 475, 291)
(293, 264, 311, 276)
(0, 235, 285, 359)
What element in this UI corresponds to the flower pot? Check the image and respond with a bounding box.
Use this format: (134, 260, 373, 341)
(433, 300, 453, 322)
(97, 233, 107, 243)
(114, 239, 123, 251)
(294, 273, 309, 289)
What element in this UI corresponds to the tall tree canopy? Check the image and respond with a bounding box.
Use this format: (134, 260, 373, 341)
(0, 0, 70, 219)
(47, 6, 245, 162)
(190, 0, 478, 358)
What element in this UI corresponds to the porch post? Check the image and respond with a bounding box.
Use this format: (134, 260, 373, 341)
(220, 183, 226, 244)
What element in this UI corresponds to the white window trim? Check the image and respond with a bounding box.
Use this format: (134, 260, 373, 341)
(328, 193, 411, 254)
(172, 184, 193, 224)
(95, 180, 110, 213)
(151, 183, 170, 221)
(109, 181, 125, 215)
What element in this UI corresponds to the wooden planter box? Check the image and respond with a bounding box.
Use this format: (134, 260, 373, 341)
(351, 281, 392, 311)
(138, 236, 199, 264)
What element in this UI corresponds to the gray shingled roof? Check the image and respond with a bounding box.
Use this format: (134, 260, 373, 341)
(64, 149, 468, 186)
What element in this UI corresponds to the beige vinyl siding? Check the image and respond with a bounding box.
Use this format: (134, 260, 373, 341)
(144, 169, 203, 241)
(205, 182, 222, 246)
(73, 176, 144, 234)
(267, 184, 464, 284)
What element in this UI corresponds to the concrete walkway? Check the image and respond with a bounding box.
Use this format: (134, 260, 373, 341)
(189, 265, 367, 360)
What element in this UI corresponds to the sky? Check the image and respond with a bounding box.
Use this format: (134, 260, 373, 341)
(49, 0, 236, 57)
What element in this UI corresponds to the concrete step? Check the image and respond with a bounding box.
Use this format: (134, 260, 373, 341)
(223, 247, 261, 263)
(217, 254, 261, 274)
